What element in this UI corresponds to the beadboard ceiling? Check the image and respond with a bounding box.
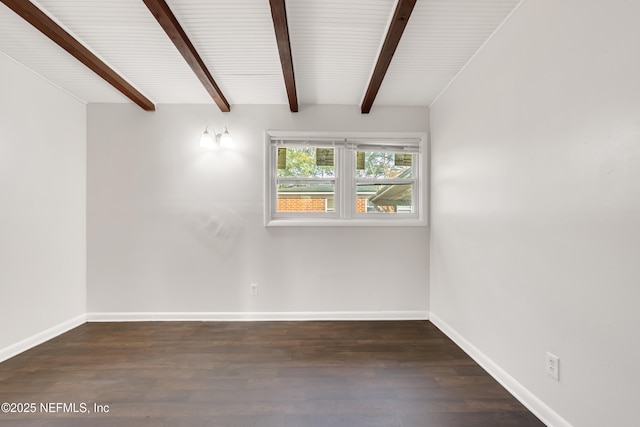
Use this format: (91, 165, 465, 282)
(0, 0, 521, 109)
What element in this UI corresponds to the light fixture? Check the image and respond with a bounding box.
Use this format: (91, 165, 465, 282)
(200, 126, 233, 149)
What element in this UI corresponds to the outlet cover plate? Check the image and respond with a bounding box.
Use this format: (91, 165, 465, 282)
(546, 352, 559, 380)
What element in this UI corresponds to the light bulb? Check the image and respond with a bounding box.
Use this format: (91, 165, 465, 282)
(200, 129, 215, 149)
(219, 127, 233, 147)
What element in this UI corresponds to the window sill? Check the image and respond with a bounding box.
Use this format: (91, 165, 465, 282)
(265, 217, 428, 227)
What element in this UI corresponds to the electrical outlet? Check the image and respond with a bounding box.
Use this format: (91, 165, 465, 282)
(546, 352, 559, 380)
(250, 283, 258, 296)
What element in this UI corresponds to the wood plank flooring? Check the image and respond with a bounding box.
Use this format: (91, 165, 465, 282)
(0, 321, 545, 426)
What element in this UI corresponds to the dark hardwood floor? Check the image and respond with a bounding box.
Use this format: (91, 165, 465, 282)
(0, 321, 545, 427)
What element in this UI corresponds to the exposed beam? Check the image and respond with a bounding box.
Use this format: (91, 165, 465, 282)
(361, 0, 416, 114)
(269, 0, 298, 112)
(143, 0, 230, 112)
(0, 0, 155, 111)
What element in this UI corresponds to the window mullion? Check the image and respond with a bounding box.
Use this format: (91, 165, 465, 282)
(341, 147, 352, 219)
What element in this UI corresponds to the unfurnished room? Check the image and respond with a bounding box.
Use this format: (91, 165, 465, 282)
(0, 0, 638, 426)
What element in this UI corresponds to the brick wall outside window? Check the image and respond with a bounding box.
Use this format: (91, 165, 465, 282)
(277, 198, 326, 212)
(277, 197, 368, 212)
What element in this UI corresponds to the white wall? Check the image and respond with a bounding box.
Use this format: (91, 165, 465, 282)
(87, 104, 429, 318)
(0, 54, 86, 359)
(430, 0, 640, 426)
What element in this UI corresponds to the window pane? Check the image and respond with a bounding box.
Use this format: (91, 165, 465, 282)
(277, 183, 335, 213)
(355, 151, 413, 179)
(277, 147, 335, 178)
(356, 183, 413, 213)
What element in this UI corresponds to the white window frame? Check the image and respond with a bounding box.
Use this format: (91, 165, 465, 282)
(265, 131, 428, 227)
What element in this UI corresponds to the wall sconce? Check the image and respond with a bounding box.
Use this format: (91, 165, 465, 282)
(200, 126, 233, 149)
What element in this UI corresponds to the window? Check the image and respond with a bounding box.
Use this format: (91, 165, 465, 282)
(276, 146, 337, 215)
(265, 131, 427, 226)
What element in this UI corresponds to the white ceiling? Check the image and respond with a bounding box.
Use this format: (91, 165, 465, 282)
(0, 0, 521, 108)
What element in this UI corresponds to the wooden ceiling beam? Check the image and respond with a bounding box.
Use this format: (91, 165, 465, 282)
(269, 0, 298, 112)
(143, 0, 230, 112)
(0, 0, 155, 111)
(361, 0, 416, 114)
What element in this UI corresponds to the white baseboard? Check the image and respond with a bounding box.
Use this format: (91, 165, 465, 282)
(0, 314, 87, 363)
(87, 310, 429, 322)
(429, 313, 572, 427)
